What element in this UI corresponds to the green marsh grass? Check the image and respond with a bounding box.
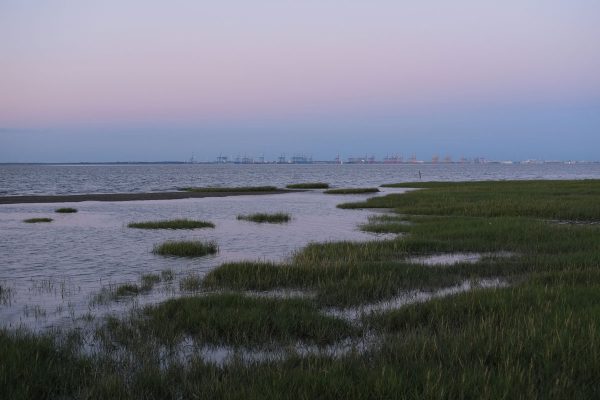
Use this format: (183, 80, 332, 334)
(23, 217, 53, 223)
(93, 275, 161, 304)
(179, 273, 202, 291)
(140, 274, 161, 291)
(0, 284, 12, 305)
(153, 240, 218, 257)
(55, 207, 77, 213)
(128, 219, 214, 229)
(237, 212, 291, 223)
(324, 187, 380, 194)
(132, 293, 354, 346)
(340, 179, 600, 220)
(160, 269, 174, 282)
(5, 179, 600, 398)
(180, 186, 278, 192)
(286, 182, 329, 189)
(114, 283, 141, 297)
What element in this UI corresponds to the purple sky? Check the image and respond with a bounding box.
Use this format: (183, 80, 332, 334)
(1, 1, 599, 162)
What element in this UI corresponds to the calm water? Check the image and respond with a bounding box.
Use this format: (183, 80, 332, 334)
(2, 163, 600, 196)
(1, 163, 599, 332)
(0, 188, 405, 330)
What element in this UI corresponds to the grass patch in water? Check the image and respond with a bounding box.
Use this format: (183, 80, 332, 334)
(137, 293, 354, 346)
(179, 273, 202, 291)
(160, 269, 174, 282)
(286, 182, 329, 189)
(55, 207, 77, 213)
(237, 212, 291, 223)
(0, 284, 12, 305)
(114, 284, 140, 297)
(23, 218, 53, 223)
(324, 188, 380, 194)
(140, 274, 161, 291)
(153, 240, 218, 257)
(128, 219, 215, 229)
(180, 186, 278, 192)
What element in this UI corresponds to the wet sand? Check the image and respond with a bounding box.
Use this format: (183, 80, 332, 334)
(0, 190, 293, 204)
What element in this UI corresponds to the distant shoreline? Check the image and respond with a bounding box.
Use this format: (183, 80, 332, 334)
(0, 190, 292, 205)
(1, 161, 598, 165)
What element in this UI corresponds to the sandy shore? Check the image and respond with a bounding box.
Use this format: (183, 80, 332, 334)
(0, 190, 293, 204)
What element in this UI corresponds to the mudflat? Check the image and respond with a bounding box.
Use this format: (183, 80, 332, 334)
(0, 189, 291, 204)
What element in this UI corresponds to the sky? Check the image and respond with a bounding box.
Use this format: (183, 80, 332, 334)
(1, 0, 599, 162)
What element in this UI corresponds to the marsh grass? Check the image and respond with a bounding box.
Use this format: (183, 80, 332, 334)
(153, 240, 218, 257)
(114, 284, 141, 297)
(179, 273, 202, 291)
(133, 293, 355, 346)
(180, 186, 278, 192)
(128, 219, 215, 229)
(55, 207, 77, 213)
(160, 269, 174, 282)
(359, 214, 412, 234)
(93, 274, 163, 303)
(23, 217, 53, 223)
(324, 188, 380, 194)
(286, 182, 329, 189)
(237, 212, 291, 223)
(5, 179, 600, 399)
(0, 284, 13, 305)
(341, 180, 600, 220)
(140, 274, 161, 291)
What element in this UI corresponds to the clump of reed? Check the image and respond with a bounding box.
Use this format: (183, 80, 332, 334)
(286, 182, 329, 189)
(92, 273, 165, 304)
(324, 188, 380, 194)
(153, 240, 218, 257)
(23, 218, 53, 223)
(237, 213, 291, 223)
(140, 273, 161, 291)
(179, 273, 202, 291)
(128, 219, 214, 229)
(180, 186, 278, 192)
(0, 284, 13, 305)
(160, 269, 175, 282)
(114, 284, 141, 297)
(55, 208, 77, 213)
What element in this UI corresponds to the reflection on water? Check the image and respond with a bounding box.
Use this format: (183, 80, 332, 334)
(407, 251, 515, 266)
(0, 188, 406, 331)
(324, 278, 508, 324)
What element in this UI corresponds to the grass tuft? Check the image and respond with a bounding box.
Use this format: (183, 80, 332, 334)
(140, 274, 161, 291)
(23, 218, 53, 223)
(128, 219, 214, 229)
(179, 273, 202, 291)
(160, 269, 174, 282)
(286, 182, 329, 189)
(153, 240, 218, 257)
(324, 188, 380, 194)
(237, 213, 291, 223)
(114, 284, 140, 297)
(55, 207, 77, 213)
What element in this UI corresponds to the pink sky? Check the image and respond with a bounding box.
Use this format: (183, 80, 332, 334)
(1, 1, 599, 126)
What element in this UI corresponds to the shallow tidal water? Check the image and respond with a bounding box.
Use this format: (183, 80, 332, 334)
(2, 163, 600, 196)
(0, 188, 405, 331)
